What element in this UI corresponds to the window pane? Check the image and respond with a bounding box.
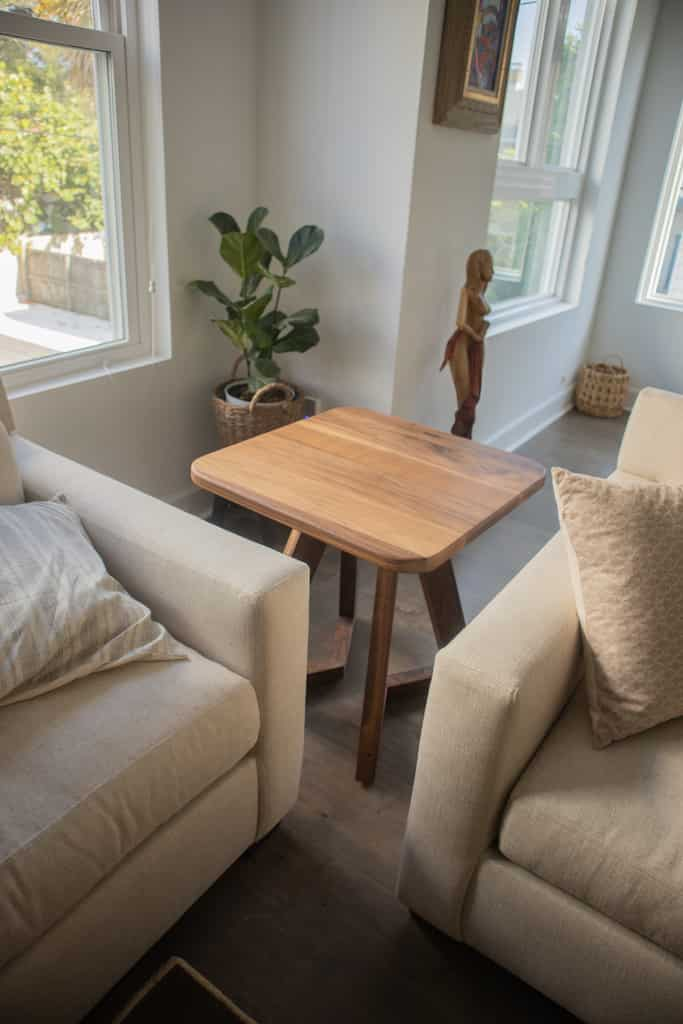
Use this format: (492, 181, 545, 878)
(499, 0, 542, 161)
(486, 198, 568, 305)
(0, 1, 94, 28)
(655, 184, 683, 302)
(545, 0, 590, 167)
(0, 34, 122, 370)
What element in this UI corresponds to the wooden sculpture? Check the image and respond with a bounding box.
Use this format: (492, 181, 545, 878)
(440, 248, 494, 439)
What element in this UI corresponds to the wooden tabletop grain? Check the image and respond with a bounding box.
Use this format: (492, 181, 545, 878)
(191, 407, 546, 572)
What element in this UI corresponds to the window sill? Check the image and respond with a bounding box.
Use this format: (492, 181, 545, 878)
(635, 295, 683, 315)
(487, 297, 576, 339)
(4, 346, 171, 401)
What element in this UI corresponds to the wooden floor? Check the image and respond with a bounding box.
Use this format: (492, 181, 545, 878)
(87, 410, 627, 1024)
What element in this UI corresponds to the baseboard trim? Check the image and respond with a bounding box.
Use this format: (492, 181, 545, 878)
(165, 486, 212, 519)
(482, 386, 575, 452)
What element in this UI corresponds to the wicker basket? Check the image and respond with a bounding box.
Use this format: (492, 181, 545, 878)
(575, 357, 629, 418)
(212, 379, 306, 447)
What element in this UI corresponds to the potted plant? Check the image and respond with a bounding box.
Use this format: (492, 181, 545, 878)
(190, 206, 324, 445)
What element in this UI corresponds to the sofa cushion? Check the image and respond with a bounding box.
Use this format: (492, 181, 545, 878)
(552, 467, 683, 747)
(499, 687, 683, 958)
(0, 648, 259, 970)
(0, 499, 186, 705)
(0, 421, 23, 505)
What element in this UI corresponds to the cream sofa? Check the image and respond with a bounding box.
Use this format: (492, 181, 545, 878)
(398, 387, 683, 1024)
(0, 384, 308, 1022)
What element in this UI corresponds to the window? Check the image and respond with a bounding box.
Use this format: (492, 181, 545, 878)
(486, 0, 609, 313)
(0, 1, 156, 388)
(639, 100, 683, 311)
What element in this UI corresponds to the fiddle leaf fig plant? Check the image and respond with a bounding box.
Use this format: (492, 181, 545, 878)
(190, 207, 324, 396)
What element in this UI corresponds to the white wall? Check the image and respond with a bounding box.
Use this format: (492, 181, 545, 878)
(590, 0, 683, 398)
(5, 0, 667, 506)
(392, 0, 659, 449)
(255, 0, 430, 413)
(10, 0, 257, 503)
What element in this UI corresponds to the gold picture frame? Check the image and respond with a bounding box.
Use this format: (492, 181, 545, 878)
(433, 0, 520, 133)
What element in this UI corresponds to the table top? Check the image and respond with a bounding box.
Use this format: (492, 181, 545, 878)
(191, 407, 546, 573)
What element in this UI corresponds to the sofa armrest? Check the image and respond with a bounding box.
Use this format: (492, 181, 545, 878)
(397, 533, 581, 940)
(14, 436, 309, 837)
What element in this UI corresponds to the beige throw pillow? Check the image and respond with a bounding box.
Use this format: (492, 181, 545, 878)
(0, 498, 187, 705)
(552, 467, 683, 748)
(0, 420, 23, 505)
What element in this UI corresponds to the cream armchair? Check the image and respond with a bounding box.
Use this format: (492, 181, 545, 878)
(398, 388, 683, 1024)
(0, 383, 308, 1022)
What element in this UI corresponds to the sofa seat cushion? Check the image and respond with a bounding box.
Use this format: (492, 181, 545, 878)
(0, 647, 259, 970)
(499, 687, 683, 958)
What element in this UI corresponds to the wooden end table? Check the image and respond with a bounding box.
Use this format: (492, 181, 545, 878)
(191, 407, 545, 785)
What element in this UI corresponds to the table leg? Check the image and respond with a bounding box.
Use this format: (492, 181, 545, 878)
(356, 568, 398, 786)
(283, 529, 326, 580)
(420, 558, 465, 646)
(386, 559, 465, 691)
(285, 532, 357, 685)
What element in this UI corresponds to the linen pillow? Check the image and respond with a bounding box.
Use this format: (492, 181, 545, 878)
(0, 420, 23, 505)
(0, 497, 186, 705)
(552, 467, 683, 748)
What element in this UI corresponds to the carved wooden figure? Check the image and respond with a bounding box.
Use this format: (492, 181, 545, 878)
(440, 249, 494, 439)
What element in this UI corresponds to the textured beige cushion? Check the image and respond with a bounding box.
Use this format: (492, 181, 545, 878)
(500, 688, 683, 959)
(0, 649, 260, 971)
(553, 467, 683, 747)
(0, 422, 23, 505)
(0, 499, 186, 705)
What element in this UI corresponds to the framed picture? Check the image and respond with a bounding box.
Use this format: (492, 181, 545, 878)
(433, 0, 520, 133)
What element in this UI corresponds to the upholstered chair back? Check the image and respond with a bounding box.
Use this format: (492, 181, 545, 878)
(617, 387, 683, 485)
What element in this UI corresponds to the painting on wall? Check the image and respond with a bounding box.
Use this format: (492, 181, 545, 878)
(434, 0, 520, 133)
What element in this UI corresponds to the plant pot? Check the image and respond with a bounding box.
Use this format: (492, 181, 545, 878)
(212, 379, 306, 447)
(223, 381, 251, 407)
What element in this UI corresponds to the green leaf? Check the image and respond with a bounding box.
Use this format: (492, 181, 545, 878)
(210, 211, 240, 235)
(214, 319, 246, 348)
(286, 308, 319, 327)
(220, 232, 265, 280)
(188, 280, 232, 305)
(246, 206, 269, 233)
(273, 325, 320, 354)
(253, 356, 281, 380)
(260, 309, 287, 333)
(243, 288, 274, 321)
(257, 227, 285, 265)
(285, 225, 324, 268)
(244, 319, 274, 351)
(242, 273, 263, 297)
(259, 265, 296, 289)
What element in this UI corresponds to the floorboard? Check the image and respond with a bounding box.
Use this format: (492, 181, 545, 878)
(86, 410, 627, 1024)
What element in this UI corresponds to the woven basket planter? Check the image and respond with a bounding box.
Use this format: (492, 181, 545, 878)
(212, 380, 306, 447)
(576, 359, 629, 419)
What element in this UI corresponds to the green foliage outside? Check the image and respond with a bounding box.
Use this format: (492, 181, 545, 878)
(190, 207, 324, 394)
(0, 25, 103, 253)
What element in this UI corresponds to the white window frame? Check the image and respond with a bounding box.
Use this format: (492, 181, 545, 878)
(0, 1, 168, 395)
(488, 0, 612, 327)
(638, 97, 683, 313)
